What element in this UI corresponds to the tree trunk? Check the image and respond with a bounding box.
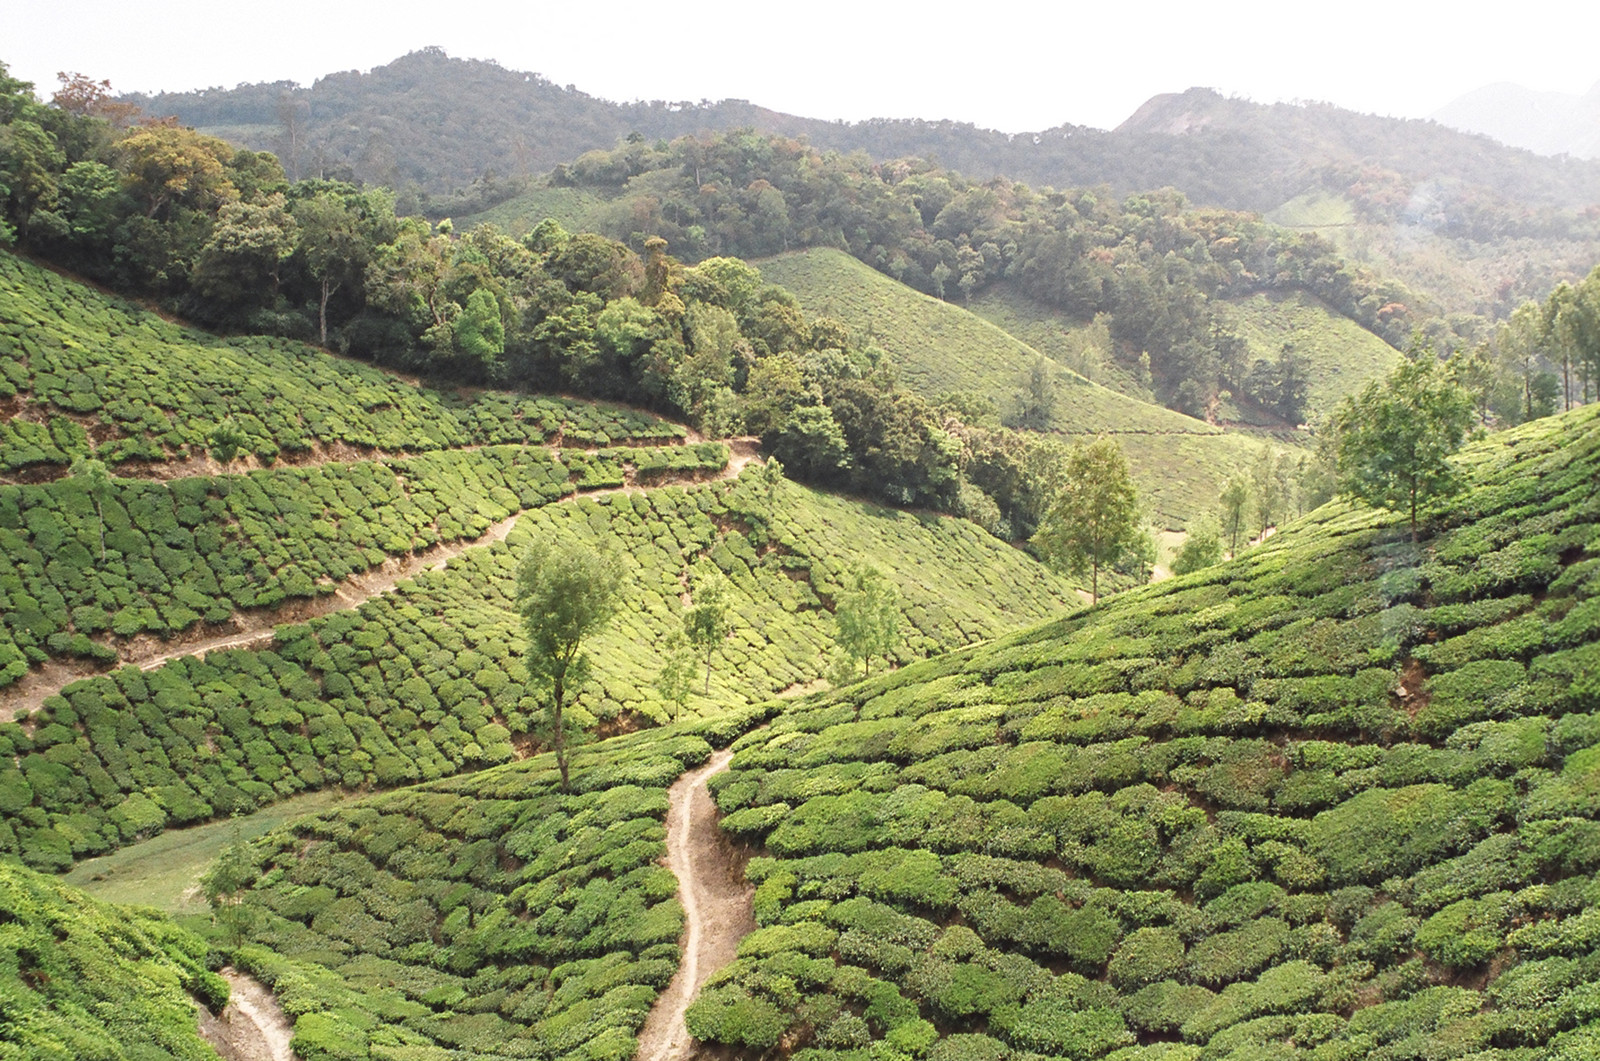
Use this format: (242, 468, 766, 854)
(1092, 561, 1099, 605)
(703, 653, 712, 695)
(318, 276, 335, 346)
(552, 676, 569, 791)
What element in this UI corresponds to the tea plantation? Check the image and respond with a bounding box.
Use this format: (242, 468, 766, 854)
(689, 403, 1600, 1060)
(0, 442, 728, 688)
(0, 858, 226, 1060)
(0, 253, 683, 476)
(226, 720, 746, 1061)
(0, 467, 1075, 871)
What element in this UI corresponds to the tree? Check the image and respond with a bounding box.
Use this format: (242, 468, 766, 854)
(654, 630, 695, 722)
(834, 564, 901, 679)
(1172, 525, 1224, 576)
(1032, 437, 1140, 604)
(200, 824, 258, 949)
(516, 535, 621, 790)
(757, 455, 785, 509)
(1327, 354, 1475, 540)
(683, 568, 733, 694)
(207, 419, 249, 464)
(1219, 473, 1250, 557)
(1249, 444, 1283, 542)
(292, 189, 368, 345)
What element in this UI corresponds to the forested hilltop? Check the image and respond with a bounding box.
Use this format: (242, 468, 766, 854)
(130, 50, 1600, 317)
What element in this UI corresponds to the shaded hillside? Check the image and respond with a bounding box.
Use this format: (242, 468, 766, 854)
(690, 402, 1600, 1058)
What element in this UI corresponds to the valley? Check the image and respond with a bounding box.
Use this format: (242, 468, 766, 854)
(1, 43, 1599, 1061)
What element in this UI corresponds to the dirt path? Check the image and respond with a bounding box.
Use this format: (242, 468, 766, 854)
(1, 512, 522, 722)
(635, 748, 755, 1061)
(3, 444, 765, 722)
(197, 968, 298, 1061)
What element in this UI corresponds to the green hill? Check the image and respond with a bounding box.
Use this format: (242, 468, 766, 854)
(690, 402, 1600, 1059)
(0, 860, 226, 1060)
(758, 249, 1214, 437)
(1212, 289, 1404, 424)
(756, 249, 1298, 528)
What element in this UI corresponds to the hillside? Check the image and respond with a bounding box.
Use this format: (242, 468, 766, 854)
(0, 859, 226, 1060)
(133, 52, 1600, 316)
(0, 251, 1082, 877)
(71, 400, 1595, 1061)
(756, 249, 1301, 528)
(756, 250, 1214, 437)
(691, 402, 1600, 1058)
(1210, 290, 1403, 424)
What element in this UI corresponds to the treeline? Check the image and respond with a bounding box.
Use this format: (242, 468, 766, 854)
(1471, 265, 1600, 420)
(551, 130, 1418, 420)
(0, 65, 1076, 533)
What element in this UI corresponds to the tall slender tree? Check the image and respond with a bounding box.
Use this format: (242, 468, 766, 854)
(517, 534, 621, 790)
(1032, 437, 1139, 604)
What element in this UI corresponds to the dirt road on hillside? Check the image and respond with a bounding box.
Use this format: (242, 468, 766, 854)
(635, 748, 755, 1061)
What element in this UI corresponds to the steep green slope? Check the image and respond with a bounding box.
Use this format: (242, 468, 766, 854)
(694, 404, 1600, 1059)
(756, 249, 1299, 528)
(1212, 290, 1404, 424)
(758, 249, 1213, 437)
(0, 860, 226, 1060)
(0, 253, 683, 477)
(0, 469, 1074, 871)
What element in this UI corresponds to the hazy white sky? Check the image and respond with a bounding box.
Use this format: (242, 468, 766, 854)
(8, 1, 1600, 131)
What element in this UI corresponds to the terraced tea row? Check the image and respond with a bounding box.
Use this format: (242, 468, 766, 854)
(0, 253, 684, 476)
(0, 442, 729, 692)
(690, 404, 1600, 1059)
(0, 469, 1076, 871)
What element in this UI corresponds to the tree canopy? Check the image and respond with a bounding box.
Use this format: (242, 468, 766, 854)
(1327, 352, 1476, 539)
(1032, 437, 1140, 603)
(516, 533, 621, 788)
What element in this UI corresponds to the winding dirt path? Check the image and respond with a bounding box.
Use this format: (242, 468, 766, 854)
(2, 444, 766, 722)
(197, 968, 298, 1061)
(636, 748, 756, 1061)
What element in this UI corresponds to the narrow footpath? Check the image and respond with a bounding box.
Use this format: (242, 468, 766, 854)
(635, 748, 756, 1061)
(197, 968, 298, 1061)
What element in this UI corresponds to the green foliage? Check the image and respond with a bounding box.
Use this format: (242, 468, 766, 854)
(0, 860, 221, 1060)
(834, 564, 903, 679)
(517, 532, 622, 789)
(1032, 437, 1141, 603)
(1328, 351, 1477, 537)
(696, 403, 1600, 1060)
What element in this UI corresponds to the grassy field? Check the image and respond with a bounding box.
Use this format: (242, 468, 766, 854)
(1213, 289, 1402, 424)
(64, 788, 358, 913)
(756, 248, 1215, 437)
(694, 401, 1600, 1060)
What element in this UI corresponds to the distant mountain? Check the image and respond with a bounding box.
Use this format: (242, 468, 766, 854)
(128, 51, 1600, 316)
(1432, 80, 1600, 159)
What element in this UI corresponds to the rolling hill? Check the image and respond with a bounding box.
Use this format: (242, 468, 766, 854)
(130, 51, 1600, 317)
(755, 248, 1303, 528)
(46, 399, 1593, 1061)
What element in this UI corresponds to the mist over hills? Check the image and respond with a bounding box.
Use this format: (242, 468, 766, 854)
(1432, 79, 1600, 160)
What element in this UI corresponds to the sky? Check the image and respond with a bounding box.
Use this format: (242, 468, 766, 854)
(7, 1, 1600, 132)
